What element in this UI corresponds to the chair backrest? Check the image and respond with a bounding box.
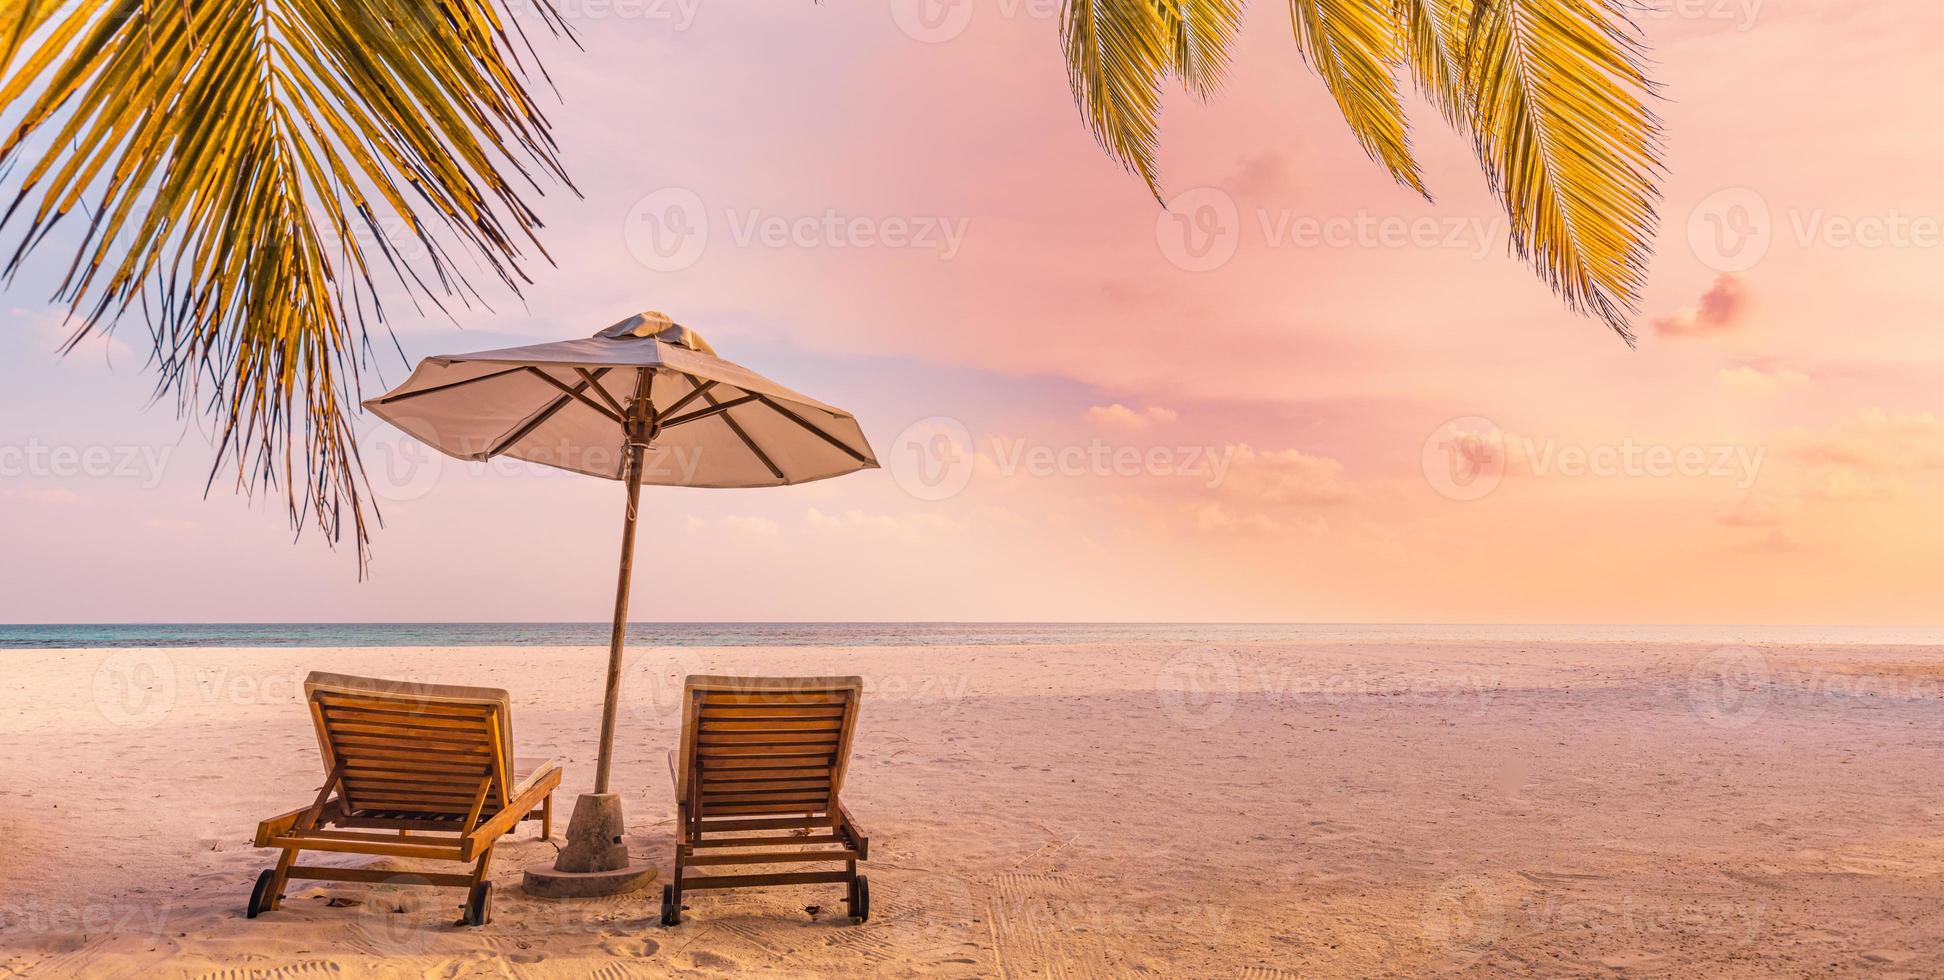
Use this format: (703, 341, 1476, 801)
(675, 675, 863, 819)
(303, 672, 518, 820)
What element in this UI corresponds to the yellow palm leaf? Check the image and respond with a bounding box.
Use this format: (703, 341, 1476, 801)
(1063, 0, 1172, 200)
(0, 0, 573, 565)
(1397, 0, 1473, 126)
(1464, 0, 1663, 342)
(1288, 0, 1426, 196)
(1159, 0, 1248, 100)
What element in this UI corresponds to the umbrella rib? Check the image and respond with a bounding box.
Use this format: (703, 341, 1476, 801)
(689, 376, 784, 481)
(660, 394, 760, 429)
(753, 394, 870, 464)
(487, 368, 614, 458)
(527, 367, 625, 424)
(370, 365, 528, 404)
(658, 375, 717, 418)
(577, 368, 627, 418)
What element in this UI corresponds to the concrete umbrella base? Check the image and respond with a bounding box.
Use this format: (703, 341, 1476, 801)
(523, 793, 657, 898)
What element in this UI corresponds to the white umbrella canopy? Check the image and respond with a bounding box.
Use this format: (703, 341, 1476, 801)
(364, 311, 876, 485)
(361, 311, 878, 895)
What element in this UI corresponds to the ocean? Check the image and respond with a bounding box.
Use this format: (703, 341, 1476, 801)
(2, 622, 1941, 649)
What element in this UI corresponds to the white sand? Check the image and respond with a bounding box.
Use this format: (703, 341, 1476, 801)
(2, 640, 1942, 978)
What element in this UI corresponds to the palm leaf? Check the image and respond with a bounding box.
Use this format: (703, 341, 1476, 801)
(1159, 0, 1248, 100)
(1063, 0, 1172, 200)
(1462, 0, 1662, 342)
(1288, 0, 1426, 196)
(0, 0, 572, 566)
(1396, 0, 1472, 126)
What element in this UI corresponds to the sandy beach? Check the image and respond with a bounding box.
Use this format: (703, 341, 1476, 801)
(2, 639, 1942, 978)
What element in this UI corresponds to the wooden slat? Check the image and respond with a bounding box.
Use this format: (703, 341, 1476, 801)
(702, 766, 832, 781)
(690, 833, 842, 849)
(333, 744, 494, 766)
(699, 719, 843, 733)
(700, 706, 846, 720)
(699, 693, 849, 706)
(331, 736, 492, 758)
(285, 865, 474, 887)
(343, 763, 485, 779)
(269, 833, 465, 860)
(697, 745, 835, 758)
(326, 722, 491, 747)
(701, 801, 831, 816)
(320, 707, 494, 732)
(315, 694, 492, 718)
(703, 780, 830, 795)
(698, 732, 840, 746)
(679, 870, 849, 890)
(697, 815, 829, 832)
(685, 849, 858, 866)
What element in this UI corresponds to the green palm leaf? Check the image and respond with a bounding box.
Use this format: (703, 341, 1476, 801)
(0, 0, 572, 565)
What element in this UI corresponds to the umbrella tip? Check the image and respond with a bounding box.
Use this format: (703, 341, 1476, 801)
(596, 311, 715, 355)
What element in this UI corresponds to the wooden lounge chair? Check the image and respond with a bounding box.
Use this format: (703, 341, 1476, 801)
(662, 674, 871, 926)
(247, 672, 562, 926)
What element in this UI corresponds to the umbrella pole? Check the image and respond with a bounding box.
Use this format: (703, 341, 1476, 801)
(594, 432, 646, 794)
(527, 372, 658, 897)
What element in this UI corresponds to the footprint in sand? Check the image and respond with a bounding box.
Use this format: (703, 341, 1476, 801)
(192, 961, 343, 980)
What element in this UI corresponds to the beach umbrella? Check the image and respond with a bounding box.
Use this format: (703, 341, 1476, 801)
(362, 310, 878, 895)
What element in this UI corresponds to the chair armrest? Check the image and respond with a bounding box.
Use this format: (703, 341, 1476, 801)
(463, 764, 562, 860)
(255, 804, 315, 847)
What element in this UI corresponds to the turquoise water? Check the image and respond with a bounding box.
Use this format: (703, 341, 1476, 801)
(2, 622, 1942, 649)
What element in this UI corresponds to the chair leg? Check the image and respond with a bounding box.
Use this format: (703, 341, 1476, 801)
(471, 847, 495, 887)
(541, 793, 553, 842)
(266, 847, 299, 911)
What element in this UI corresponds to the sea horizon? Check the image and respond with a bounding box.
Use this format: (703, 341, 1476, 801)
(7, 621, 1944, 650)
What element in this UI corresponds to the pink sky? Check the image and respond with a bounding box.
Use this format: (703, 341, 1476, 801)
(3, 0, 1942, 624)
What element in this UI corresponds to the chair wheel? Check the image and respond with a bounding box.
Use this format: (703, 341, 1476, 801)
(463, 881, 493, 927)
(660, 884, 682, 926)
(848, 875, 869, 923)
(246, 869, 277, 919)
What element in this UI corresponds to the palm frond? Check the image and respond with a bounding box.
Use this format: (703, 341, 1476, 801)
(1463, 0, 1662, 342)
(1159, 0, 1248, 100)
(1396, 0, 1472, 126)
(1062, 0, 1171, 200)
(0, 0, 572, 566)
(1288, 0, 1426, 196)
